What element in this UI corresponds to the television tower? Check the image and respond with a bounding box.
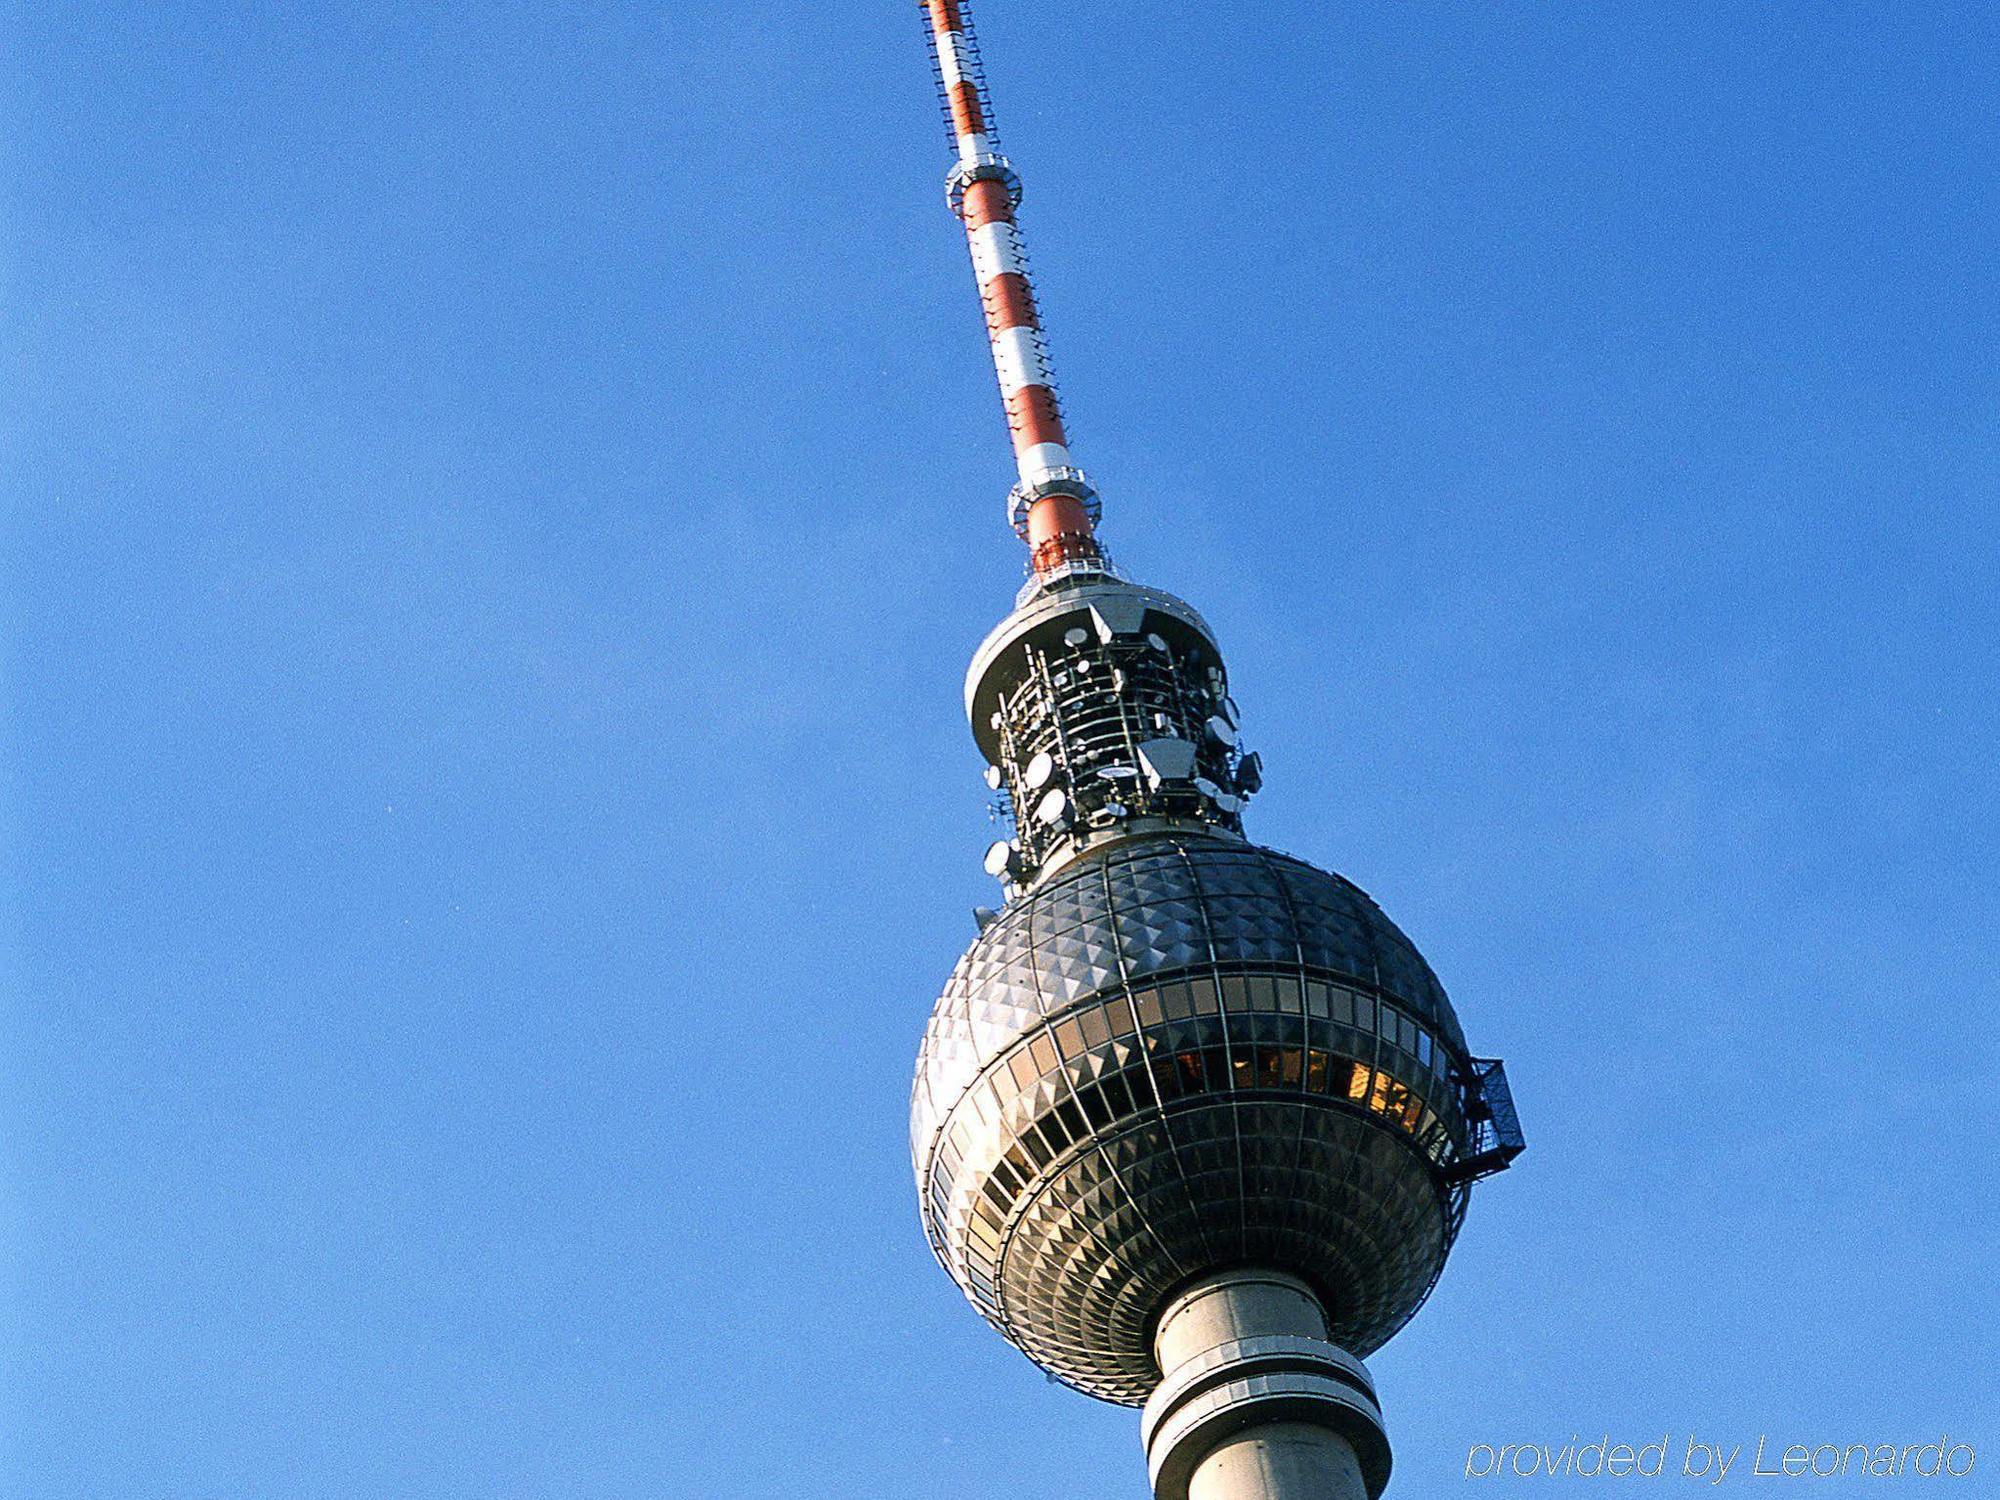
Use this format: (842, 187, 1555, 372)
(907, 6, 1525, 1499)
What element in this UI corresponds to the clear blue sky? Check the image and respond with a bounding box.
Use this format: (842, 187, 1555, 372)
(4, 3, 1995, 1496)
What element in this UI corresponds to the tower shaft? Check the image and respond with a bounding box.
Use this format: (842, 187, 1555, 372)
(920, 0, 1100, 575)
(1146, 1272, 1388, 1500)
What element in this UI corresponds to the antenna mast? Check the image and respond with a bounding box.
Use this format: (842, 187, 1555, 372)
(919, 0, 1104, 578)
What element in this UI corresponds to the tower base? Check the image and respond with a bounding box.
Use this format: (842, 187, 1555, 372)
(1142, 1272, 1390, 1500)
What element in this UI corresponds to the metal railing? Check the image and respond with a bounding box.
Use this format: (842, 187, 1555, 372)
(1443, 1057, 1526, 1183)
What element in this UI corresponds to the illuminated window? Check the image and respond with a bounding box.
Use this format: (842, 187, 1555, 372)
(1366, 1071, 1423, 1130)
(1368, 1071, 1396, 1112)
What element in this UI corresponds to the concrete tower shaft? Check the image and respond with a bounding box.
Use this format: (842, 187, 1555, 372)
(1146, 1273, 1390, 1500)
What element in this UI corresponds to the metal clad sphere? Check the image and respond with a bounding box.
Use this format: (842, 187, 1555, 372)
(911, 833, 1475, 1404)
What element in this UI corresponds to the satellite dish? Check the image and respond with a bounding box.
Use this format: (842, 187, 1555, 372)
(1035, 789, 1069, 825)
(984, 840, 1017, 878)
(1215, 792, 1241, 815)
(1205, 715, 1238, 748)
(984, 764, 1004, 790)
(1024, 751, 1057, 789)
(1146, 632, 1170, 654)
(1237, 751, 1264, 794)
(1192, 776, 1222, 803)
(1063, 626, 1089, 647)
(1097, 765, 1138, 781)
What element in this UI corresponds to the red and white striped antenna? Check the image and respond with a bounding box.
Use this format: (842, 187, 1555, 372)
(919, 0, 1105, 580)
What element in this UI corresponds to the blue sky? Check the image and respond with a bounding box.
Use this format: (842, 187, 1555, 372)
(3, 2, 1995, 1495)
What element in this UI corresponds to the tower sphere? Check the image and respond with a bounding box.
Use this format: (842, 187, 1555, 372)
(912, 832, 1473, 1403)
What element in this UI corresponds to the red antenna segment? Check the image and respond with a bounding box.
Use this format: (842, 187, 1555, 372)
(920, 0, 1103, 578)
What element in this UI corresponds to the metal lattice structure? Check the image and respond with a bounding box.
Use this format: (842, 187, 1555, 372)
(968, 580, 1253, 882)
